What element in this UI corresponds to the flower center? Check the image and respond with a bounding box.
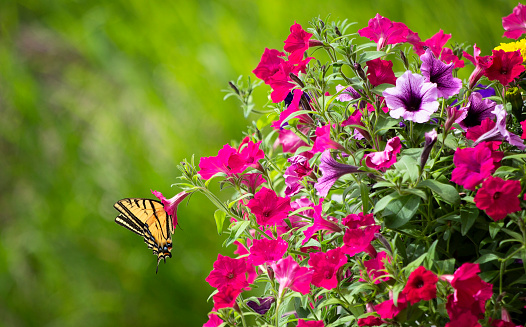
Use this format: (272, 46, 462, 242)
(227, 272, 235, 279)
(404, 94, 423, 112)
(493, 191, 502, 200)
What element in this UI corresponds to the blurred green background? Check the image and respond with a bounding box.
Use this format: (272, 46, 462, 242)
(0, 0, 516, 326)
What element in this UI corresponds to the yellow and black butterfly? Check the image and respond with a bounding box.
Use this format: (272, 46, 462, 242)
(114, 198, 173, 273)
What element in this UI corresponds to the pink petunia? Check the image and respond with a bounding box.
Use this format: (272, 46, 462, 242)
(205, 254, 250, 291)
(240, 173, 266, 194)
(402, 266, 438, 304)
(272, 89, 303, 130)
(451, 143, 503, 191)
(364, 136, 402, 170)
(502, 3, 526, 39)
(474, 176, 521, 221)
(375, 293, 408, 319)
(276, 197, 312, 236)
(284, 154, 313, 196)
(297, 320, 325, 327)
(284, 22, 313, 63)
(521, 120, 526, 139)
(302, 199, 343, 245)
(276, 128, 310, 154)
(151, 190, 189, 228)
(308, 247, 347, 290)
(463, 44, 493, 89)
(357, 315, 384, 326)
(203, 314, 224, 327)
(248, 237, 288, 266)
(311, 124, 345, 153)
(252, 48, 286, 83)
(366, 58, 397, 87)
(237, 137, 265, 170)
(198, 144, 247, 180)
(412, 30, 464, 68)
(358, 13, 412, 51)
(342, 212, 380, 257)
(271, 256, 313, 297)
(247, 187, 291, 226)
(360, 251, 391, 284)
(213, 285, 242, 309)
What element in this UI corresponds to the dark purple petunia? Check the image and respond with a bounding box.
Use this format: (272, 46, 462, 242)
(247, 297, 275, 314)
(474, 105, 526, 150)
(420, 48, 462, 99)
(315, 150, 362, 196)
(383, 71, 439, 123)
(458, 92, 496, 129)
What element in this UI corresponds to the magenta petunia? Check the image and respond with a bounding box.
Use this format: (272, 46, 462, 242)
(357, 315, 384, 326)
(458, 92, 496, 129)
(358, 13, 411, 50)
(311, 124, 345, 153)
(315, 150, 362, 197)
(203, 314, 224, 327)
(277, 128, 310, 154)
(342, 212, 380, 257)
(474, 176, 521, 221)
(199, 144, 247, 180)
(366, 58, 397, 87)
(484, 49, 525, 86)
(402, 266, 438, 304)
(420, 48, 462, 99)
(151, 190, 189, 228)
(247, 187, 291, 226)
(271, 256, 313, 297)
(284, 22, 313, 63)
(383, 71, 439, 123)
(252, 48, 286, 83)
(213, 285, 242, 309)
(466, 118, 496, 142)
(276, 197, 312, 236)
(272, 89, 303, 130)
(267, 58, 313, 103)
(302, 199, 343, 245)
(297, 320, 325, 327)
(205, 254, 250, 291)
(248, 237, 288, 266)
(364, 136, 402, 170)
(308, 247, 347, 290)
(473, 105, 526, 150)
(463, 44, 493, 89)
(360, 251, 390, 284)
(238, 137, 265, 169)
(375, 293, 408, 320)
(440, 47, 465, 68)
(451, 143, 503, 191)
(240, 173, 266, 194)
(502, 3, 526, 39)
(284, 155, 313, 196)
(412, 30, 464, 68)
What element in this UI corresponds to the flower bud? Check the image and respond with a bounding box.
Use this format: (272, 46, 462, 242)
(420, 129, 437, 168)
(309, 39, 324, 47)
(400, 50, 409, 70)
(354, 62, 367, 81)
(289, 73, 305, 88)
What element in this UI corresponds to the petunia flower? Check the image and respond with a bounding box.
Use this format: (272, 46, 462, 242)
(420, 48, 462, 99)
(383, 71, 439, 123)
(205, 254, 249, 290)
(364, 136, 402, 170)
(315, 150, 362, 197)
(342, 212, 380, 257)
(267, 58, 313, 103)
(272, 89, 303, 130)
(199, 144, 247, 180)
(308, 247, 347, 290)
(358, 13, 411, 51)
(302, 199, 343, 245)
(458, 92, 496, 129)
(463, 44, 494, 89)
(473, 105, 526, 150)
(360, 251, 391, 284)
(311, 124, 345, 153)
(366, 58, 397, 87)
(342, 110, 370, 140)
(451, 142, 503, 191)
(237, 137, 265, 170)
(151, 190, 189, 228)
(276, 128, 310, 154)
(420, 129, 437, 168)
(412, 30, 465, 68)
(335, 84, 361, 102)
(284, 22, 313, 63)
(203, 314, 224, 327)
(213, 285, 242, 309)
(240, 173, 266, 194)
(521, 120, 526, 139)
(271, 256, 313, 297)
(357, 315, 384, 326)
(502, 3, 526, 39)
(466, 118, 496, 142)
(484, 49, 525, 86)
(375, 293, 408, 320)
(247, 297, 275, 315)
(248, 237, 288, 266)
(284, 155, 313, 196)
(252, 48, 286, 83)
(402, 266, 438, 304)
(276, 197, 312, 236)
(474, 176, 521, 221)
(297, 320, 325, 327)
(247, 187, 291, 226)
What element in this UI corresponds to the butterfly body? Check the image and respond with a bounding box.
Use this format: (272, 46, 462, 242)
(114, 198, 173, 272)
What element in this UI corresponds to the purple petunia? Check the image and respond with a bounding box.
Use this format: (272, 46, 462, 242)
(315, 150, 362, 197)
(383, 71, 439, 123)
(473, 105, 526, 150)
(458, 92, 497, 130)
(420, 48, 462, 99)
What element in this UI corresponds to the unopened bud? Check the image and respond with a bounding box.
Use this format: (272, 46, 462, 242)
(266, 264, 274, 281)
(400, 50, 409, 70)
(289, 73, 305, 88)
(354, 62, 367, 81)
(309, 39, 324, 47)
(229, 81, 240, 95)
(335, 26, 342, 37)
(374, 233, 393, 254)
(319, 18, 325, 29)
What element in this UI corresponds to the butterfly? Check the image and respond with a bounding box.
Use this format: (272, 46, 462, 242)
(114, 198, 173, 273)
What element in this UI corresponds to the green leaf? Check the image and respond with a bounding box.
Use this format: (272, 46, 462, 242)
(383, 195, 421, 229)
(224, 220, 250, 247)
(474, 253, 500, 264)
(489, 221, 503, 239)
(357, 51, 387, 63)
(256, 112, 278, 130)
(294, 298, 310, 319)
(394, 155, 419, 183)
(460, 206, 479, 236)
(360, 183, 371, 213)
(435, 258, 456, 274)
(418, 179, 460, 205)
(425, 240, 438, 269)
(213, 210, 226, 235)
(373, 192, 398, 214)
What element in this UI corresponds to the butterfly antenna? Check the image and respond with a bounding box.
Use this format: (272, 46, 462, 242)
(156, 257, 161, 274)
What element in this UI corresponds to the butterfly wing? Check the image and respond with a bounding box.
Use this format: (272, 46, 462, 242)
(114, 198, 174, 272)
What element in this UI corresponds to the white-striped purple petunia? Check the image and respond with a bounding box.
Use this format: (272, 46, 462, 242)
(315, 150, 363, 197)
(420, 48, 462, 99)
(383, 71, 439, 123)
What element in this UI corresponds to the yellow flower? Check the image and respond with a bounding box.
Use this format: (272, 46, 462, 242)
(494, 39, 526, 62)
